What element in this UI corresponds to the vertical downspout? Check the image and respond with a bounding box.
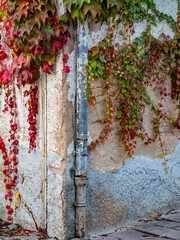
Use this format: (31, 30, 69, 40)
(75, 19, 88, 238)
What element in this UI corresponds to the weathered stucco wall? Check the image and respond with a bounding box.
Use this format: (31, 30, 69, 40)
(0, 0, 179, 239)
(86, 0, 180, 236)
(0, 56, 75, 240)
(0, 1, 75, 239)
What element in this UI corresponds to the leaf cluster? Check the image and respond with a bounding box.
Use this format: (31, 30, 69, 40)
(0, 0, 70, 86)
(63, 0, 176, 27)
(87, 15, 180, 164)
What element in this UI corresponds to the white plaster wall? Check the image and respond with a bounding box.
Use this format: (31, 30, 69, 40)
(0, 54, 75, 239)
(0, 77, 45, 229)
(0, 1, 75, 239)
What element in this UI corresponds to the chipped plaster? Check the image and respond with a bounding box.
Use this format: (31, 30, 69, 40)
(0, 0, 179, 239)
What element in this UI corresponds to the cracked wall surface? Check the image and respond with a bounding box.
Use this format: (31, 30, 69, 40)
(0, 54, 75, 240)
(0, 0, 179, 239)
(87, 0, 180, 237)
(0, 1, 75, 239)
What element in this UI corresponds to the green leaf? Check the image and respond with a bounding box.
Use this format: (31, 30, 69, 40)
(146, 96, 151, 105)
(60, 14, 68, 22)
(121, 88, 126, 94)
(98, 69, 103, 76)
(42, 40, 51, 48)
(125, 81, 129, 88)
(111, 78, 116, 84)
(42, 25, 54, 40)
(76, 0, 90, 9)
(126, 65, 131, 71)
(44, 54, 56, 65)
(91, 61, 96, 69)
(71, 5, 80, 20)
(115, 114, 122, 119)
(139, 47, 145, 58)
(22, 51, 33, 57)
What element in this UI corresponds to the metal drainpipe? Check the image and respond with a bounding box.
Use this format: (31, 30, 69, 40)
(75, 19, 88, 238)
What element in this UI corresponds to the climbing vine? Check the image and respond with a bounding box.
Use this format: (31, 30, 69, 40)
(0, 0, 70, 222)
(86, 1, 180, 173)
(0, 0, 179, 224)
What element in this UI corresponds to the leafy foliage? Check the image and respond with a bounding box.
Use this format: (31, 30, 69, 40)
(63, 0, 123, 22)
(0, 0, 179, 225)
(0, 0, 70, 222)
(63, 0, 176, 27)
(0, 0, 70, 85)
(87, 1, 180, 173)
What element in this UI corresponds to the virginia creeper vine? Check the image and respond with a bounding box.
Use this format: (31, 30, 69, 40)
(0, 0, 179, 224)
(0, 0, 70, 222)
(86, 1, 180, 174)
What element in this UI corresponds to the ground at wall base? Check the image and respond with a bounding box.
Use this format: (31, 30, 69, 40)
(72, 209, 180, 240)
(0, 218, 57, 240)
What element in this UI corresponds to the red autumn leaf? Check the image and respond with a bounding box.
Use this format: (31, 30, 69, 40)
(7, 216, 12, 221)
(11, 124, 17, 132)
(7, 191, 12, 196)
(1, 71, 11, 83)
(5, 20, 11, 31)
(42, 62, 53, 74)
(63, 54, 69, 63)
(21, 69, 33, 82)
(63, 54, 69, 60)
(0, 51, 8, 61)
(6, 184, 11, 190)
(13, 167, 18, 173)
(13, 176, 17, 181)
(12, 155, 17, 161)
(17, 54, 31, 65)
(52, 41, 63, 52)
(13, 161, 18, 166)
(4, 160, 9, 166)
(12, 140, 19, 145)
(24, 90, 29, 97)
(3, 154, 7, 160)
(8, 208, 13, 215)
(64, 65, 70, 73)
(17, 80, 22, 89)
(3, 169, 8, 175)
(10, 134, 15, 139)
(13, 148, 19, 154)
